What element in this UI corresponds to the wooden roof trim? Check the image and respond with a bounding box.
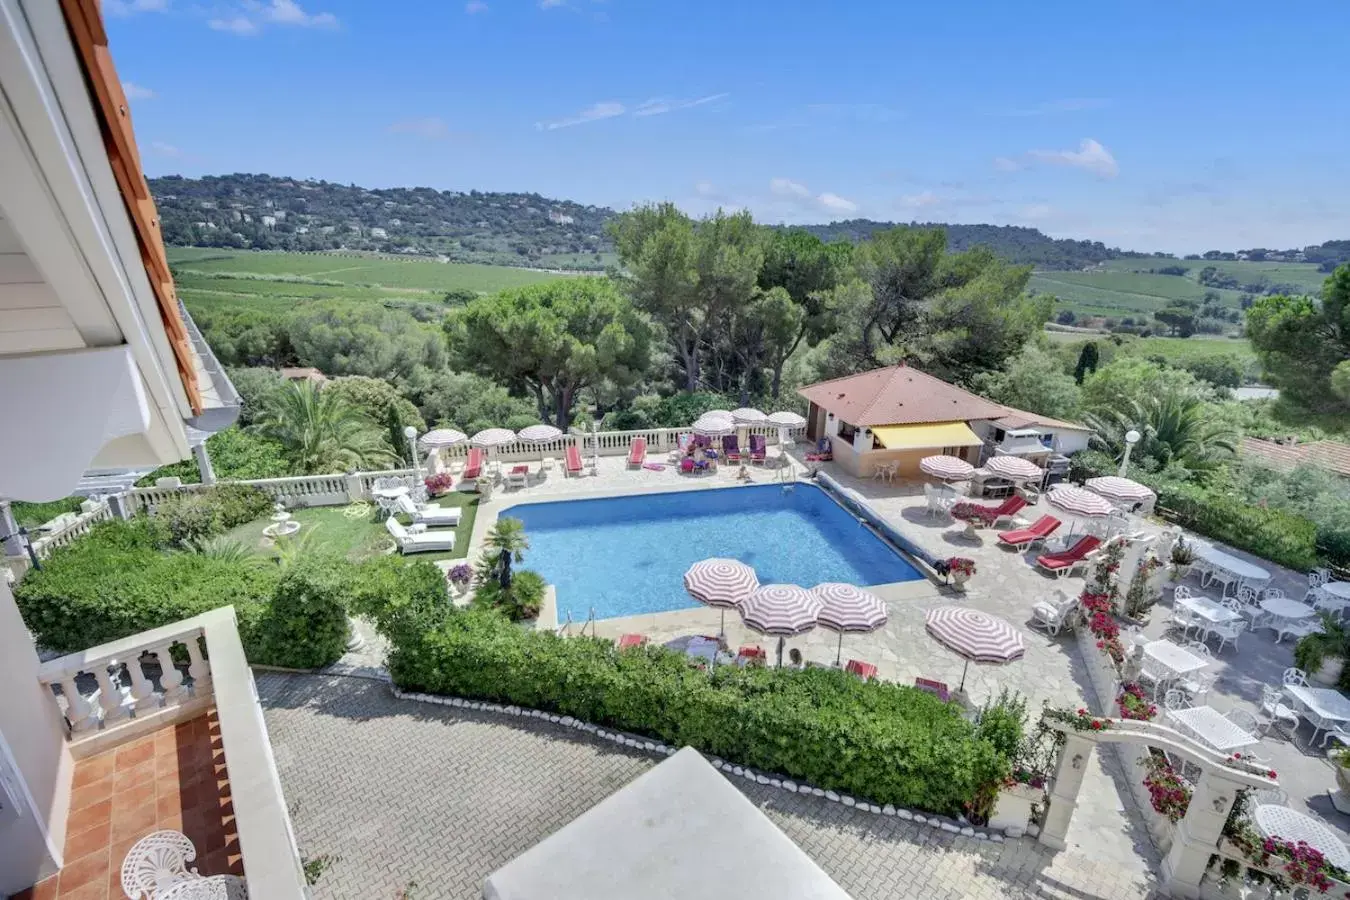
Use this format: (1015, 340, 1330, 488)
(58, 0, 202, 414)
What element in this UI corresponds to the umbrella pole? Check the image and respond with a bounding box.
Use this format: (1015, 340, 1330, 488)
(958, 658, 970, 692)
(719, 608, 726, 639)
(776, 636, 785, 668)
(834, 632, 843, 667)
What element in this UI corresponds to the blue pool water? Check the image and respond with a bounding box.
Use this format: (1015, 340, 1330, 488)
(503, 484, 924, 622)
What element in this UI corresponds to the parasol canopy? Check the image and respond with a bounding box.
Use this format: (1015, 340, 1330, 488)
(418, 428, 467, 449)
(470, 428, 517, 448)
(813, 583, 888, 666)
(1085, 476, 1155, 506)
(984, 455, 1043, 481)
(923, 606, 1025, 691)
(920, 455, 975, 481)
(684, 558, 760, 635)
(740, 584, 823, 666)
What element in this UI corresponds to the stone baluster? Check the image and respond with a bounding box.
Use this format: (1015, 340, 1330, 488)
(126, 651, 159, 711)
(153, 642, 186, 703)
(185, 633, 212, 693)
(58, 673, 98, 732)
(93, 661, 128, 724)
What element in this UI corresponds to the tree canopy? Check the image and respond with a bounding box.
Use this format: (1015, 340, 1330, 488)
(1245, 264, 1350, 415)
(447, 278, 652, 429)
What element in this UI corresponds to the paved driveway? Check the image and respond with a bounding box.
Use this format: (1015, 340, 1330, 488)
(258, 673, 1157, 900)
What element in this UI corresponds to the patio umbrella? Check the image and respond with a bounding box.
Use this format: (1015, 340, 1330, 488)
(1085, 476, 1155, 509)
(692, 416, 735, 437)
(418, 428, 467, 450)
(731, 408, 766, 425)
(923, 606, 1025, 691)
(701, 409, 734, 422)
(920, 455, 974, 482)
(739, 584, 823, 667)
(768, 411, 807, 451)
(1046, 484, 1115, 535)
(470, 428, 516, 448)
(984, 455, 1043, 482)
(812, 583, 888, 666)
(683, 558, 760, 636)
(517, 424, 563, 464)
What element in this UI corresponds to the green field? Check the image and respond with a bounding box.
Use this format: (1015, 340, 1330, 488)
(1030, 257, 1328, 321)
(167, 248, 571, 295)
(1046, 332, 1259, 374)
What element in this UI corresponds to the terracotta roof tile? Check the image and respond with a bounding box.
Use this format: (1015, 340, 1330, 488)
(1241, 437, 1350, 477)
(796, 365, 1009, 427)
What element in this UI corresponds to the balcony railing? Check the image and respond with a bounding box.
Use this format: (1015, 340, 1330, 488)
(28, 500, 115, 559)
(36, 608, 309, 898)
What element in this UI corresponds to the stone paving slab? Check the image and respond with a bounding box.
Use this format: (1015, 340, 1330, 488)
(257, 672, 1158, 900)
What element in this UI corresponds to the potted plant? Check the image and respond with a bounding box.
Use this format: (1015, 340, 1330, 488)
(1293, 612, 1348, 686)
(988, 768, 1046, 836)
(1330, 747, 1350, 814)
(946, 557, 976, 590)
(474, 475, 493, 498)
(424, 472, 455, 498)
(950, 502, 996, 540)
(447, 563, 473, 597)
(1169, 537, 1196, 582)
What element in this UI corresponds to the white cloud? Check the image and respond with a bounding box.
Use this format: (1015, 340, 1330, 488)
(993, 156, 1023, 173)
(209, 16, 259, 34)
(1019, 203, 1053, 221)
(537, 101, 625, 131)
(770, 178, 811, 199)
(255, 0, 338, 28)
(388, 117, 453, 139)
(898, 191, 941, 209)
(122, 82, 155, 101)
(150, 141, 181, 157)
(105, 0, 168, 16)
(999, 98, 1109, 117)
(634, 93, 729, 117)
(1028, 138, 1119, 178)
(817, 193, 858, 213)
(466, 0, 488, 12)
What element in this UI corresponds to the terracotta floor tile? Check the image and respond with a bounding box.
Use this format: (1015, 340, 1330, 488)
(111, 758, 156, 792)
(154, 752, 181, 781)
(156, 790, 185, 821)
(63, 819, 111, 863)
(108, 834, 142, 871)
(113, 738, 155, 772)
(55, 849, 108, 894)
(69, 776, 113, 813)
(109, 800, 157, 844)
(11, 874, 58, 900)
(110, 778, 156, 815)
(66, 799, 111, 838)
(57, 880, 109, 900)
(157, 811, 184, 834)
(71, 754, 115, 790)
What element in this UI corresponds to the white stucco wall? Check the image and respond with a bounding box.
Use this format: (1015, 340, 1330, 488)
(0, 579, 71, 894)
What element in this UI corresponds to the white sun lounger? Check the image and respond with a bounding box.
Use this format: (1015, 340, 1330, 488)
(394, 493, 462, 527)
(385, 518, 455, 554)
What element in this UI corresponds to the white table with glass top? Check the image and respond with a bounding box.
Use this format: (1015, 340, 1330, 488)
(1165, 706, 1259, 753)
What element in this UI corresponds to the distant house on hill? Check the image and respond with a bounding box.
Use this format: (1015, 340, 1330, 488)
(796, 364, 1092, 479)
(1241, 437, 1350, 479)
(370, 227, 388, 238)
(278, 367, 329, 386)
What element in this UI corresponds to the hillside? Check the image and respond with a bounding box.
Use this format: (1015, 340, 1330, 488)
(149, 173, 1141, 271)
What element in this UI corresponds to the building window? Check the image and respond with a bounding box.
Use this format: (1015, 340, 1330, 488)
(838, 422, 857, 445)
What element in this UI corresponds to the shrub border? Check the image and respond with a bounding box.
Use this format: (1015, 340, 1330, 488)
(387, 683, 1009, 840)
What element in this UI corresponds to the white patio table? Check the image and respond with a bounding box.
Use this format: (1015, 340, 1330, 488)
(1253, 805, 1350, 868)
(1165, 705, 1259, 753)
(1259, 596, 1316, 633)
(1176, 594, 1242, 627)
(1284, 684, 1350, 744)
(1194, 546, 1271, 589)
(1318, 582, 1350, 616)
(1143, 640, 1209, 677)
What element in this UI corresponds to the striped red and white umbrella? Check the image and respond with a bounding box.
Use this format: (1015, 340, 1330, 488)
(516, 424, 563, 443)
(418, 428, 467, 450)
(813, 583, 888, 666)
(921, 455, 974, 481)
(731, 407, 766, 425)
(1046, 484, 1114, 518)
(692, 415, 735, 437)
(924, 606, 1026, 691)
(740, 584, 823, 666)
(984, 455, 1043, 481)
(470, 428, 517, 448)
(1085, 476, 1155, 505)
(684, 558, 759, 635)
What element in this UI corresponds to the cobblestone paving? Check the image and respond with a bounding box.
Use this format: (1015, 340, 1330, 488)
(258, 673, 1158, 900)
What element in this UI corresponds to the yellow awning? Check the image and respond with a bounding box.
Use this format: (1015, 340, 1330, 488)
(871, 421, 983, 451)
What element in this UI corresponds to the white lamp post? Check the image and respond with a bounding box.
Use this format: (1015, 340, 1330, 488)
(404, 425, 421, 480)
(1118, 429, 1141, 477)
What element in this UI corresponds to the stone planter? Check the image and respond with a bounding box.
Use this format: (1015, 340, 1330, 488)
(1313, 656, 1345, 687)
(989, 783, 1042, 836)
(951, 571, 970, 591)
(475, 477, 494, 499)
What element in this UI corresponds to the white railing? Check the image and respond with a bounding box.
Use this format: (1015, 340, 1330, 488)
(125, 482, 210, 513)
(358, 467, 418, 495)
(37, 616, 212, 741)
(30, 501, 115, 558)
(235, 473, 349, 506)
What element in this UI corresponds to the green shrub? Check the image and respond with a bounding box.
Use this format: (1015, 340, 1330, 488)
(378, 607, 1009, 816)
(144, 485, 272, 549)
(249, 556, 352, 669)
(14, 520, 278, 652)
(212, 484, 273, 529)
(473, 570, 545, 621)
(348, 556, 448, 647)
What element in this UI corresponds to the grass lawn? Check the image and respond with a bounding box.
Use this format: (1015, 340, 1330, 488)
(222, 491, 479, 563)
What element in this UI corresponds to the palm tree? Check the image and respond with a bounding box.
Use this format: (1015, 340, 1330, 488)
(1086, 392, 1237, 474)
(255, 382, 395, 474)
(475, 517, 529, 585)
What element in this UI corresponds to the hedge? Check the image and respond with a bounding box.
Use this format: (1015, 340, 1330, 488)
(14, 519, 349, 669)
(366, 584, 1011, 816)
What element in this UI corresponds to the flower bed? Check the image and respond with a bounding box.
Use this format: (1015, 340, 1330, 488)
(1117, 682, 1157, 721)
(950, 502, 997, 527)
(1141, 752, 1191, 823)
(1082, 591, 1125, 666)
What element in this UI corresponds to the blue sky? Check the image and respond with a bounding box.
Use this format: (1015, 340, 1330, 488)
(109, 0, 1350, 254)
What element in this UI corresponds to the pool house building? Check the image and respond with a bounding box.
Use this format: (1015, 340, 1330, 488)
(797, 364, 1092, 480)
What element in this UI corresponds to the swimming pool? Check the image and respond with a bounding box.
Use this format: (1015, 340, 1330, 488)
(503, 484, 924, 622)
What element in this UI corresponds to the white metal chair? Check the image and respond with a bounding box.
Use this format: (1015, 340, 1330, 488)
(1205, 618, 1247, 653)
(1261, 587, 1286, 601)
(1322, 726, 1350, 749)
(1140, 657, 1176, 700)
(1179, 671, 1215, 704)
(1030, 592, 1079, 636)
(1167, 604, 1200, 640)
(1225, 708, 1261, 735)
(157, 876, 249, 899)
(1182, 640, 1212, 660)
(1283, 667, 1308, 687)
(121, 830, 200, 899)
(1258, 685, 1300, 737)
(1202, 565, 1238, 596)
(1276, 616, 1322, 645)
(1173, 584, 1194, 602)
(1162, 689, 1191, 712)
(923, 484, 953, 519)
